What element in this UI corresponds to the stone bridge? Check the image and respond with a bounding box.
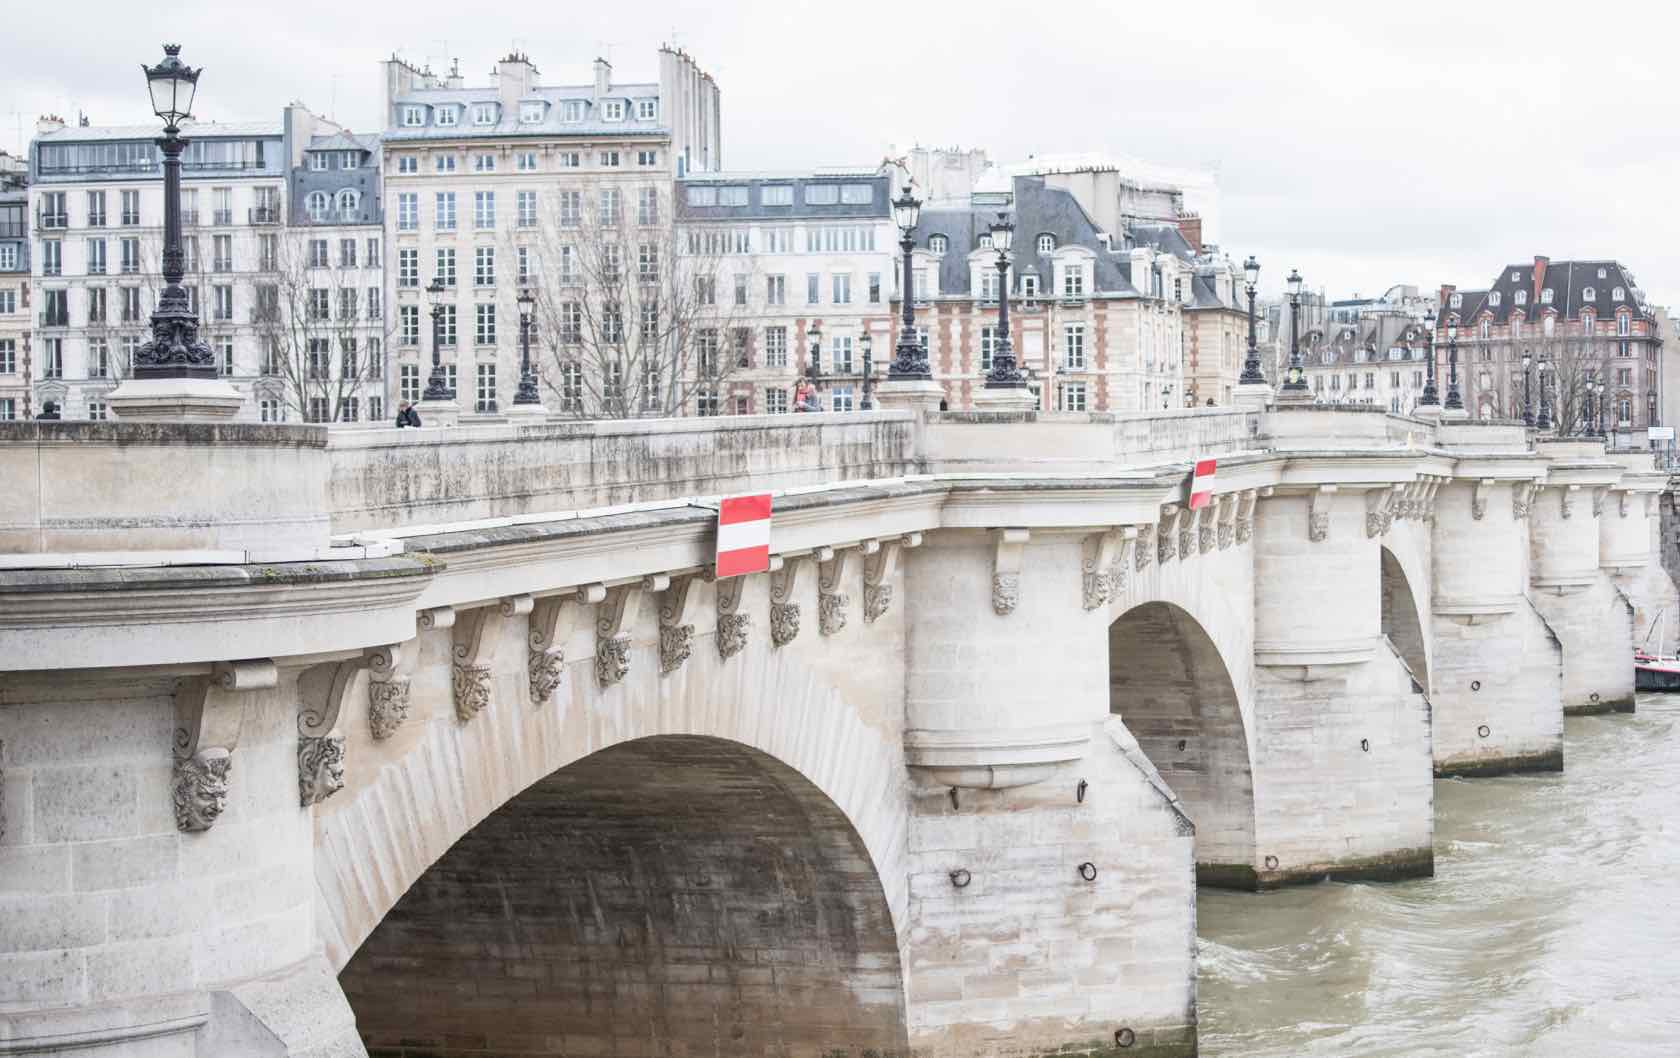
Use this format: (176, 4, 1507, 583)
(0, 405, 1673, 1058)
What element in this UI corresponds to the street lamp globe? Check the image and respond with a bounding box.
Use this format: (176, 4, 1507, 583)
(859, 333, 872, 359)
(892, 188, 921, 233)
(144, 45, 200, 128)
(989, 212, 1014, 253)
(517, 285, 535, 323)
(1244, 255, 1260, 288)
(1287, 268, 1303, 298)
(1522, 350, 1532, 371)
(426, 278, 444, 301)
(1447, 320, 1458, 342)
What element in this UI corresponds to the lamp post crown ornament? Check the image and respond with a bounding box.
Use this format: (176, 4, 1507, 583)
(887, 186, 931, 381)
(1237, 255, 1265, 387)
(1280, 267, 1308, 393)
(984, 210, 1026, 390)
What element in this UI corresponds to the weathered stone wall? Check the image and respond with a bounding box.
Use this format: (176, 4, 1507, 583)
(921, 407, 1260, 475)
(340, 737, 906, 1058)
(327, 413, 918, 534)
(1529, 574, 1637, 713)
(1429, 600, 1563, 775)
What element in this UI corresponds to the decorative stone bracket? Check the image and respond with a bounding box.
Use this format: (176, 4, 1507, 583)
(659, 575, 699, 674)
(864, 533, 921, 623)
(1308, 485, 1337, 542)
(992, 528, 1030, 615)
(1198, 500, 1218, 554)
(1106, 526, 1138, 595)
(1217, 494, 1238, 550)
(297, 645, 401, 807)
(1135, 522, 1156, 571)
(817, 547, 854, 636)
(1512, 481, 1539, 520)
(1156, 504, 1179, 563)
(1591, 486, 1609, 519)
(596, 579, 654, 686)
(1235, 489, 1257, 544)
(450, 605, 500, 722)
(367, 642, 410, 740)
(1082, 530, 1122, 610)
(172, 659, 277, 833)
(770, 555, 805, 645)
(715, 571, 750, 659)
(1618, 491, 1630, 518)
(1470, 478, 1495, 521)
(1176, 506, 1195, 560)
(1366, 485, 1401, 538)
(1560, 484, 1579, 520)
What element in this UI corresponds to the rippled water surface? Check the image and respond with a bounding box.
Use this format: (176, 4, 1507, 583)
(1197, 694, 1680, 1057)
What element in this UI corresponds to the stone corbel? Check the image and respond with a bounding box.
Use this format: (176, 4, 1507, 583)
(1135, 522, 1156, 570)
(1236, 489, 1258, 545)
(1645, 493, 1656, 519)
(1107, 526, 1138, 594)
(419, 606, 456, 631)
(1081, 530, 1121, 611)
(863, 535, 915, 623)
(1176, 506, 1195, 560)
(992, 528, 1030, 615)
(366, 643, 410, 740)
(1511, 481, 1536, 520)
(1197, 502, 1217, 554)
(1560, 484, 1578, 519)
(1365, 488, 1393, 538)
(528, 585, 601, 704)
(172, 659, 277, 833)
(1308, 485, 1336, 542)
(817, 547, 855, 635)
(1470, 478, 1495, 521)
(1591, 486, 1609, 519)
(1217, 494, 1237, 549)
(715, 571, 750, 659)
(595, 579, 653, 685)
(769, 555, 805, 645)
(659, 575, 700, 674)
(1619, 491, 1630, 518)
(451, 605, 501, 722)
(1157, 504, 1179, 563)
(297, 644, 396, 806)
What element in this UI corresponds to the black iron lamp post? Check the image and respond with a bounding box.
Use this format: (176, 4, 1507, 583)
(1444, 319, 1464, 411)
(422, 277, 452, 400)
(807, 319, 823, 381)
(1239, 255, 1264, 385)
(134, 44, 214, 380)
(1521, 349, 1533, 426)
(984, 212, 1025, 388)
(513, 286, 540, 405)
(1589, 377, 1604, 438)
(1280, 268, 1308, 392)
(860, 333, 875, 410)
(889, 188, 930, 379)
(1419, 308, 1440, 407)
(1536, 358, 1553, 431)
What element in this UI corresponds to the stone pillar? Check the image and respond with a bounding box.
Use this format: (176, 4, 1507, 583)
(899, 529, 1197, 1056)
(1528, 446, 1634, 713)
(1602, 456, 1678, 652)
(1430, 476, 1563, 775)
(1248, 484, 1434, 884)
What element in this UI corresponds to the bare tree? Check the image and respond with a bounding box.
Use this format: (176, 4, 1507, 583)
(1525, 331, 1620, 433)
(519, 180, 756, 419)
(251, 230, 390, 422)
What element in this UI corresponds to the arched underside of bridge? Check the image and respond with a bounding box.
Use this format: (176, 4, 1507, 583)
(1381, 545, 1429, 690)
(1108, 601, 1257, 889)
(338, 735, 907, 1058)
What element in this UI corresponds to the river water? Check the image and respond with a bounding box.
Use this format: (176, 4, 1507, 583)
(1196, 694, 1680, 1057)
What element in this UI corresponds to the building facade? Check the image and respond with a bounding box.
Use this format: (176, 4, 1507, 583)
(1299, 312, 1433, 413)
(0, 151, 27, 420)
(378, 48, 721, 419)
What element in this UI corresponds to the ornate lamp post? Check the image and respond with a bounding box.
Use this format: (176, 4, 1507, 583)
(859, 333, 875, 410)
(807, 319, 823, 381)
(1521, 349, 1533, 426)
(1536, 358, 1553, 431)
(1419, 308, 1440, 407)
(1280, 268, 1308, 393)
(984, 212, 1025, 388)
(888, 188, 929, 379)
(134, 45, 212, 381)
(1444, 319, 1464, 411)
(422, 278, 452, 400)
(1589, 377, 1604, 438)
(1239, 255, 1264, 385)
(512, 285, 542, 408)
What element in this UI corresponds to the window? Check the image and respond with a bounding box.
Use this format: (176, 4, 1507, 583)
(1037, 234, 1056, 254)
(696, 276, 715, 305)
(88, 336, 109, 375)
(86, 238, 107, 275)
(519, 102, 544, 124)
(398, 248, 418, 287)
(338, 288, 357, 320)
(1541, 288, 1554, 305)
(638, 99, 657, 121)
(121, 190, 141, 226)
(1058, 382, 1088, 411)
(437, 247, 457, 286)
(42, 338, 63, 378)
(435, 155, 457, 173)
(309, 239, 329, 268)
(602, 303, 623, 343)
(555, 151, 581, 170)
(559, 301, 582, 343)
(807, 273, 820, 305)
(0, 339, 12, 374)
(766, 274, 786, 306)
(472, 362, 497, 412)
(302, 190, 327, 223)
(1613, 287, 1626, 301)
(42, 289, 68, 327)
(42, 240, 62, 276)
(306, 288, 329, 321)
(804, 184, 840, 205)
(436, 192, 456, 231)
(837, 184, 872, 204)
(979, 233, 993, 250)
(603, 100, 625, 121)
(1618, 313, 1631, 336)
(636, 243, 659, 280)
(367, 287, 381, 320)
(215, 234, 236, 272)
(311, 152, 329, 172)
(473, 191, 495, 229)
(1449, 292, 1462, 309)
(832, 335, 854, 373)
(400, 363, 420, 402)
(121, 286, 141, 322)
(475, 246, 495, 286)
(1479, 319, 1490, 340)
(400, 305, 419, 346)
(517, 246, 532, 283)
(686, 186, 717, 207)
(473, 153, 495, 172)
(468, 103, 495, 126)
(561, 100, 585, 123)
(913, 268, 928, 300)
(398, 155, 417, 174)
(558, 190, 581, 228)
(637, 150, 658, 167)
(765, 326, 788, 367)
(602, 244, 622, 283)
(1489, 291, 1501, 307)
(214, 285, 233, 321)
(398, 193, 418, 231)
(980, 269, 999, 302)
(600, 150, 621, 168)
(86, 400, 108, 422)
(1064, 324, 1086, 369)
(0, 398, 14, 421)
(516, 152, 538, 173)
(1542, 315, 1555, 337)
(86, 191, 106, 227)
(1021, 273, 1040, 299)
(1062, 264, 1086, 298)
(734, 274, 748, 307)
(599, 188, 620, 226)
(832, 273, 852, 304)
(435, 106, 459, 127)
(1516, 290, 1529, 306)
(475, 303, 496, 345)
(0, 246, 14, 272)
(402, 105, 424, 127)
(766, 389, 788, 415)
(437, 304, 457, 346)
(637, 187, 659, 226)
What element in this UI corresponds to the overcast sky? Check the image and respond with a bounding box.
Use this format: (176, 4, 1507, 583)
(6, 0, 1673, 305)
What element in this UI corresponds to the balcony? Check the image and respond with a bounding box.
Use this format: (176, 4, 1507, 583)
(121, 213, 141, 226)
(39, 309, 69, 328)
(212, 210, 234, 226)
(249, 206, 282, 225)
(181, 210, 200, 226)
(213, 258, 233, 273)
(85, 215, 106, 230)
(37, 212, 68, 230)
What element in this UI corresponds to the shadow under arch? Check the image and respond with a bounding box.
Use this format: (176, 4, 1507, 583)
(338, 735, 908, 1058)
(1381, 545, 1430, 691)
(1109, 600, 1258, 889)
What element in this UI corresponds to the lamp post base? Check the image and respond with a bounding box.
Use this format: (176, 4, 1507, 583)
(1274, 387, 1314, 406)
(1440, 405, 1470, 421)
(874, 378, 947, 416)
(972, 385, 1037, 414)
(1413, 404, 1443, 420)
(1233, 382, 1273, 412)
(107, 377, 245, 422)
(416, 397, 461, 428)
(506, 401, 549, 423)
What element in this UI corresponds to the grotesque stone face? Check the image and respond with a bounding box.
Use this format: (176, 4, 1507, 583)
(716, 612, 750, 659)
(368, 678, 411, 740)
(173, 748, 232, 832)
(298, 733, 347, 806)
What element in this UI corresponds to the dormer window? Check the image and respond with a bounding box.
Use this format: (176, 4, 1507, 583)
(1613, 286, 1625, 301)
(761, 185, 793, 206)
(928, 234, 947, 254)
(306, 191, 329, 222)
(1540, 288, 1554, 304)
(1488, 291, 1501, 307)
(1479, 319, 1490, 340)
(1021, 273, 1039, 298)
(1037, 234, 1056, 254)
(562, 100, 585, 122)
(335, 189, 360, 217)
(341, 152, 359, 170)
(602, 100, 626, 122)
(472, 104, 497, 125)
(436, 106, 459, 127)
(1449, 293, 1462, 308)
(310, 153, 328, 172)
(1618, 313, 1631, 336)
(637, 99, 657, 121)
(1598, 267, 1608, 279)
(519, 102, 544, 124)
(1510, 271, 1521, 282)
(1514, 290, 1527, 305)
(979, 233, 993, 250)
(1582, 312, 1594, 332)
(402, 105, 424, 127)
(1583, 286, 1596, 301)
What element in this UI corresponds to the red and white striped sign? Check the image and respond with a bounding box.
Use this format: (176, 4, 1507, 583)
(715, 493, 773, 578)
(1188, 458, 1217, 510)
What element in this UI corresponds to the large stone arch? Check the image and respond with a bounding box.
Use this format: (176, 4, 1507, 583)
(1108, 600, 1258, 888)
(1381, 544, 1430, 690)
(338, 734, 908, 1058)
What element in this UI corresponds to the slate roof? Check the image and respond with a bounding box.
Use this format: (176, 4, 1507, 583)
(34, 120, 281, 142)
(677, 173, 890, 222)
(384, 83, 665, 141)
(1452, 259, 1654, 323)
(915, 176, 1138, 298)
(307, 131, 380, 154)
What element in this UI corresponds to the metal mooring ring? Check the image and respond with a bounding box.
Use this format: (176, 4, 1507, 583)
(1360, 738, 1370, 752)
(1264, 854, 1279, 870)
(1078, 862, 1098, 882)
(1478, 724, 1491, 738)
(1471, 680, 1482, 691)
(1591, 692, 1602, 703)
(1115, 1028, 1136, 1048)
(949, 868, 972, 889)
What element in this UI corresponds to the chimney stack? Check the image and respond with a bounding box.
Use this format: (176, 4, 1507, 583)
(1174, 213, 1203, 254)
(1532, 255, 1549, 306)
(594, 57, 612, 100)
(36, 114, 65, 135)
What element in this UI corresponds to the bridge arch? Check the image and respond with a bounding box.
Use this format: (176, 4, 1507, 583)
(1381, 544, 1430, 690)
(1108, 600, 1257, 888)
(338, 734, 907, 1058)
